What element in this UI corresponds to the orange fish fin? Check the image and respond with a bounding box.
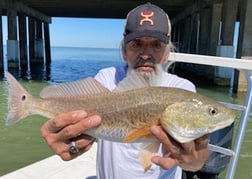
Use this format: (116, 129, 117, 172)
(139, 141, 160, 172)
(123, 125, 152, 143)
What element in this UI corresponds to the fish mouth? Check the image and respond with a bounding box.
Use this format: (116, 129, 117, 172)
(209, 117, 235, 132)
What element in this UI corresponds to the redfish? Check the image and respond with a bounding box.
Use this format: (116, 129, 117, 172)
(5, 71, 235, 171)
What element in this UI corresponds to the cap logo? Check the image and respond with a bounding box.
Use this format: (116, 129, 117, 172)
(140, 11, 154, 25)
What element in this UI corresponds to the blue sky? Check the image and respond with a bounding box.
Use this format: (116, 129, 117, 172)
(2, 17, 125, 48)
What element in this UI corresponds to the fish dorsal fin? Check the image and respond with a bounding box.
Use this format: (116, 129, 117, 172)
(40, 77, 109, 99)
(139, 141, 160, 172)
(113, 70, 150, 92)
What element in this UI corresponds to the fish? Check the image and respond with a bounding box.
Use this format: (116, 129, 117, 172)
(5, 71, 236, 171)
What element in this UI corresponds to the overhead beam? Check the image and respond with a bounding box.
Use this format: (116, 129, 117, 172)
(171, 1, 214, 25)
(1, 0, 51, 23)
(16, 1, 51, 23)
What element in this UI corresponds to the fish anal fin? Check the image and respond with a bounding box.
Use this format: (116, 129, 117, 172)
(123, 125, 152, 143)
(139, 141, 160, 172)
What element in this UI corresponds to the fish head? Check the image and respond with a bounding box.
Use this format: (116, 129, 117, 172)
(160, 96, 236, 143)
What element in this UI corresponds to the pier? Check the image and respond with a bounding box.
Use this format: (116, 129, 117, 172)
(0, 0, 252, 90)
(0, 0, 51, 78)
(0, 1, 252, 178)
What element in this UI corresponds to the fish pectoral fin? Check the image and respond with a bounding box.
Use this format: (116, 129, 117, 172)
(123, 125, 152, 143)
(139, 141, 160, 172)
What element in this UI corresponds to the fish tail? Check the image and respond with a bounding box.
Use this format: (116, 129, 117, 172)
(5, 72, 33, 125)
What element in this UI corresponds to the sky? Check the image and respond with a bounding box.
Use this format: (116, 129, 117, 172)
(1, 17, 125, 48)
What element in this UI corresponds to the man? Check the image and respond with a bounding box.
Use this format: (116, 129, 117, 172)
(40, 3, 209, 178)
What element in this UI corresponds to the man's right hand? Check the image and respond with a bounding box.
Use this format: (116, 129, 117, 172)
(40, 110, 101, 160)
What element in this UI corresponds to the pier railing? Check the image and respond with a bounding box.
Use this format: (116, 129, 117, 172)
(168, 52, 252, 179)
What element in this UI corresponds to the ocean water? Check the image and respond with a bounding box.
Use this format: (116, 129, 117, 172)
(49, 47, 124, 82)
(0, 47, 251, 178)
(1, 46, 124, 81)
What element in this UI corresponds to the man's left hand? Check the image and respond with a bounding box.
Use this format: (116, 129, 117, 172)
(150, 125, 209, 171)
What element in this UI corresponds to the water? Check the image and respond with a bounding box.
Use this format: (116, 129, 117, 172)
(0, 47, 251, 178)
(49, 47, 124, 82)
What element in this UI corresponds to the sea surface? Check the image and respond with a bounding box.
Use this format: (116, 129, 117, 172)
(49, 47, 124, 82)
(0, 47, 251, 178)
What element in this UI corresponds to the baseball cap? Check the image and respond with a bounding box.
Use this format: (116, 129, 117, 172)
(123, 2, 171, 44)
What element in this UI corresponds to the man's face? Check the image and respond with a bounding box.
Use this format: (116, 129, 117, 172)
(124, 37, 169, 72)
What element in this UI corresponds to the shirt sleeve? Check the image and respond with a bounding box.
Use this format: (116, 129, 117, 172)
(162, 73, 196, 92)
(94, 66, 127, 91)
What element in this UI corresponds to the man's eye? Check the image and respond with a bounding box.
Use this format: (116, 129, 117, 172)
(152, 42, 163, 50)
(154, 43, 161, 49)
(128, 41, 141, 50)
(132, 42, 140, 47)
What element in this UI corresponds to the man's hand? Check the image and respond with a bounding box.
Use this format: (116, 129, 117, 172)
(150, 125, 209, 171)
(40, 110, 101, 160)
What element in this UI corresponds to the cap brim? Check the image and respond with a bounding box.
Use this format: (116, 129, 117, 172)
(124, 30, 169, 44)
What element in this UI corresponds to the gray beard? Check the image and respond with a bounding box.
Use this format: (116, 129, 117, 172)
(127, 64, 165, 86)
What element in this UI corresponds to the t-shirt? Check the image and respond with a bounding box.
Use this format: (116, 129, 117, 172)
(94, 66, 196, 179)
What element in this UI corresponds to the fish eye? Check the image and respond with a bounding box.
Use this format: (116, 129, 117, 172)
(209, 107, 218, 115)
(22, 95, 26, 101)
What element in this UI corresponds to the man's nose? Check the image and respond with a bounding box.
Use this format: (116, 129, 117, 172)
(139, 45, 153, 59)
(139, 54, 150, 60)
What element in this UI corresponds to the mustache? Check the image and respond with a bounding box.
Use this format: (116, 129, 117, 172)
(133, 57, 156, 69)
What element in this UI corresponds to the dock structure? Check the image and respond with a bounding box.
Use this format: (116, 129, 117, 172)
(0, 0, 51, 78)
(0, 1, 252, 179)
(0, 0, 251, 88)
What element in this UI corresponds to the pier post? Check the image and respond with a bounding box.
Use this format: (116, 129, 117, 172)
(18, 13, 28, 77)
(0, 12, 4, 76)
(28, 17, 35, 67)
(34, 20, 44, 62)
(209, 3, 224, 85)
(181, 16, 192, 53)
(188, 13, 199, 54)
(236, 0, 252, 92)
(30, 19, 45, 79)
(44, 22, 51, 80)
(7, 2, 20, 76)
(198, 7, 211, 55)
(221, 0, 239, 46)
(209, 3, 222, 56)
(197, 7, 214, 76)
